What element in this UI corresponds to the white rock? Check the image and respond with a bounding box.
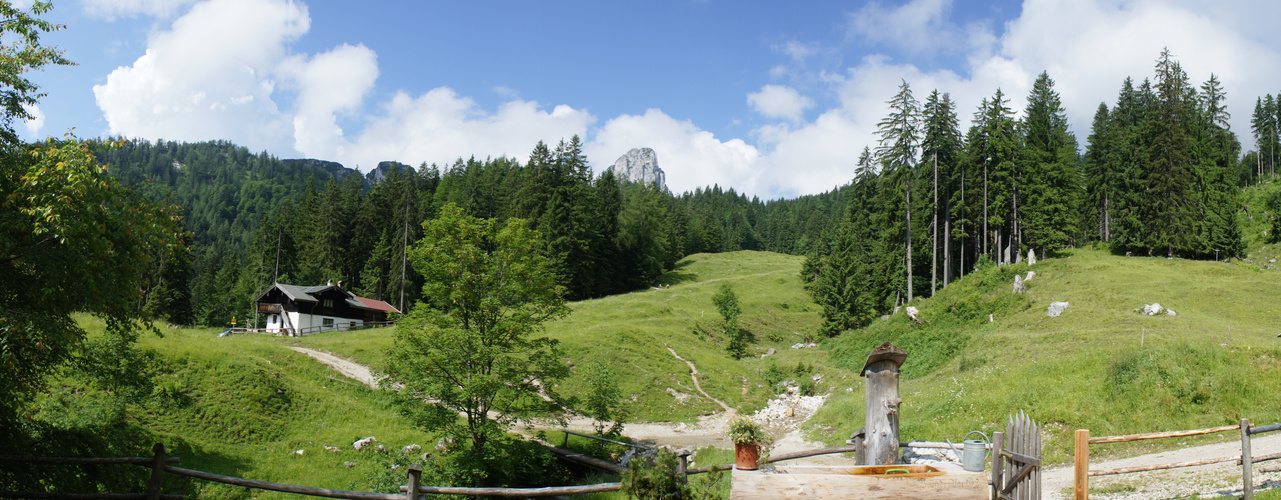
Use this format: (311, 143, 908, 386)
(324, 445, 340, 453)
(343, 461, 357, 468)
(1013, 275, 1028, 294)
(1028, 249, 1036, 265)
(1141, 303, 1164, 316)
(293, 449, 305, 456)
(609, 148, 668, 192)
(353, 436, 377, 451)
(1166, 309, 1177, 316)
(760, 348, 777, 359)
(435, 437, 454, 453)
(1024, 271, 1035, 281)
(1047, 302, 1070, 317)
(906, 306, 921, 322)
(375, 444, 387, 453)
(403, 444, 422, 454)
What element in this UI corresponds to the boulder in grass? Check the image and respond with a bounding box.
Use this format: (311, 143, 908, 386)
(1025, 271, 1035, 281)
(1047, 302, 1070, 317)
(1028, 249, 1036, 266)
(353, 436, 377, 451)
(1139, 303, 1164, 316)
(906, 306, 922, 324)
(1013, 275, 1028, 294)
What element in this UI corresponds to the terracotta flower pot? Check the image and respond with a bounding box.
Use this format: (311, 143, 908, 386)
(735, 442, 761, 470)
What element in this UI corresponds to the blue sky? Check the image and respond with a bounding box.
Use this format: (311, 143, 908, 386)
(24, 0, 1281, 198)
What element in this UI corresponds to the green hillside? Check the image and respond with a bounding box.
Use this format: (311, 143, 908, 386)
(302, 250, 857, 423)
(811, 246, 1281, 463)
(33, 319, 437, 498)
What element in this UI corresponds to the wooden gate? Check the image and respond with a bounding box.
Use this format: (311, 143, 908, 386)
(992, 411, 1042, 500)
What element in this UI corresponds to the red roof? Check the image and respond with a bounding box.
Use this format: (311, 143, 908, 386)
(355, 296, 400, 314)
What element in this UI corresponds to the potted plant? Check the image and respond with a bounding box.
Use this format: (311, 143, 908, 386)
(728, 416, 772, 470)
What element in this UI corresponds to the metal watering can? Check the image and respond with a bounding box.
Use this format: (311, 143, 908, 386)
(945, 431, 990, 473)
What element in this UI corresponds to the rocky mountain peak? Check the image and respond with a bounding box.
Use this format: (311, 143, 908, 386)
(609, 148, 667, 192)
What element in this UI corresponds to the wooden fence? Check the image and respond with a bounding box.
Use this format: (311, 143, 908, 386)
(0, 441, 862, 499)
(229, 321, 395, 337)
(1074, 418, 1281, 499)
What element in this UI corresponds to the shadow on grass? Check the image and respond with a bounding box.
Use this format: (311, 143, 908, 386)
(0, 423, 252, 498)
(656, 260, 699, 287)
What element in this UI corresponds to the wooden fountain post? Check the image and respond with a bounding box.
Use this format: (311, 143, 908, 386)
(860, 342, 907, 466)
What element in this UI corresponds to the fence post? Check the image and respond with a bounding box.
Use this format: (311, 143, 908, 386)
(147, 443, 167, 500)
(1242, 418, 1253, 500)
(405, 463, 421, 500)
(676, 449, 690, 485)
(1074, 429, 1088, 500)
(991, 431, 1004, 500)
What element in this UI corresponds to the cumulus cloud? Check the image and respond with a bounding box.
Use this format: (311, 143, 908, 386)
(93, 0, 593, 172)
(340, 89, 593, 170)
(82, 0, 198, 19)
(846, 0, 960, 55)
(649, 0, 1281, 198)
(93, 0, 308, 151)
(586, 109, 760, 196)
(90, 0, 1281, 199)
(21, 104, 43, 139)
(747, 85, 814, 122)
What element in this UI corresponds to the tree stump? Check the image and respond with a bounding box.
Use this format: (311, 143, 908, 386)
(860, 342, 907, 465)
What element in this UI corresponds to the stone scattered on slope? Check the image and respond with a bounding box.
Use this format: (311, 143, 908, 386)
(1028, 249, 1036, 265)
(1047, 302, 1070, 317)
(1013, 275, 1028, 294)
(1138, 303, 1166, 315)
(906, 306, 922, 323)
(1025, 271, 1035, 281)
(752, 393, 827, 433)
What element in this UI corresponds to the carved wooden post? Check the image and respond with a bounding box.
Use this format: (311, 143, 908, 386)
(860, 342, 906, 466)
(405, 463, 422, 500)
(147, 443, 166, 500)
(676, 449, 690, 485)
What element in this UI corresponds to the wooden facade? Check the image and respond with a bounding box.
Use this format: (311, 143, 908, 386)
(254, 283, 399, 336)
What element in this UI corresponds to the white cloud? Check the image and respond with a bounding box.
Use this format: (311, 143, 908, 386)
(21, 103, 43, 139)
(90, 0, 1281, 199)
(846, 0, 959, 55)
(92, 0, 308, 151)
(83, 0, 199, 19)
(281, 43, 379, 161)
(586, 109, 760, 196)
(341, 89, 594, 171)
(747, 85, 814, 122)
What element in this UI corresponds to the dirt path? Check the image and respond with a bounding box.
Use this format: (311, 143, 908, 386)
(287, 346, 381, 388)
(286, 342, 849, 464)
(1041, 433, 1281, 499)
(665, 345, 733, 414)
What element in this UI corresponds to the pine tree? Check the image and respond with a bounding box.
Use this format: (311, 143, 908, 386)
(1020, 71, 1081, 254)
(874, 80, 920, 303)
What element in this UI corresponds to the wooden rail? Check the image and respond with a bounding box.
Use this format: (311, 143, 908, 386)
(1074, 418, 1281, 500)
(229, 321, 395, 337)
(1, 441, 861, 499)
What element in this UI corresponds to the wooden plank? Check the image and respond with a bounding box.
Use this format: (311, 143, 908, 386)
(406, 483, 622, 497)
(1034, 416, 1042, 500)
(0, 456, 179, 465)
(1074, 430, 1088, 500)
(560, 430, 651, 450)
(1240, 451, 1281, 465)
(992, 431, 1005, 500)
(1088, 425, 1240, 444)
(1242, 418, 1254, 500)
(766, 445, 859, 463)
(729, 465, 986, 500)
(164, 466, 404, 500)
(545, 446, 628, 474)
(1089, 455, 1237, 476)
(1250, 423, 1281, 436)
(0, 493, 181, 500)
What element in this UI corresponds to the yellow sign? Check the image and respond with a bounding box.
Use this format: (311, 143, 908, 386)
(231, 316, 237, 327)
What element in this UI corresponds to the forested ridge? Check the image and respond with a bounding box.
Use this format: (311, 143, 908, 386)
(99, 50, 1270, 335)
(100, 136, 851, 327)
